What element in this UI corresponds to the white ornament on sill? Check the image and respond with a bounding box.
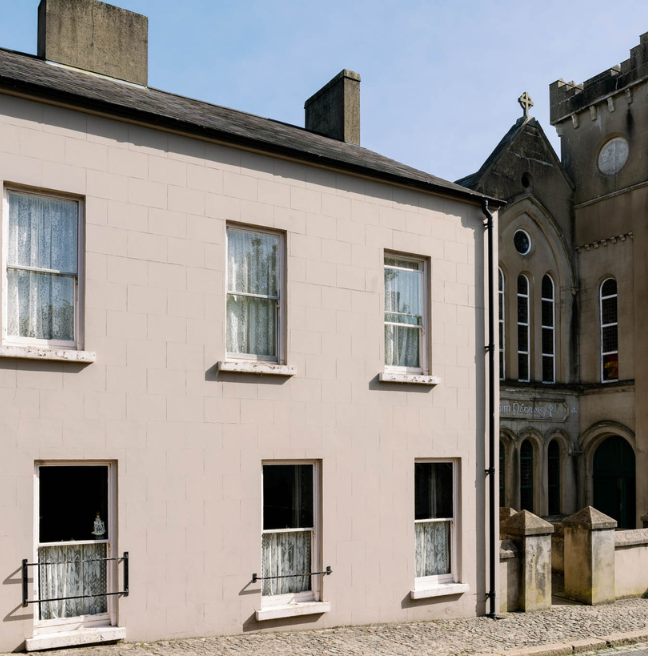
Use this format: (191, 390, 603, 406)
(92, 513, 106, 538)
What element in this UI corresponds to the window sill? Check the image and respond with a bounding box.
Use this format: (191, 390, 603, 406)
(256, 601, 330, 621)
(410, 583, 469, 600)
(379, 372, 441, 386)
(217, 361, 295, 376)
(0, 345, 96, 363)
(25, 627, 125, 651)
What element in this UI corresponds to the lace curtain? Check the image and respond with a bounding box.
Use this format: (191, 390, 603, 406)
(227, 229, 279, 357)
(415, 521, 451, 577)
(38, 544, 107, 620)
(261, 530, 311, 596)
(384, 259, 422, 368)
(7, 192, 77, 341)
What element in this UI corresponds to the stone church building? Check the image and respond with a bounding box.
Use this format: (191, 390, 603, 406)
(459, 33, 648, 529)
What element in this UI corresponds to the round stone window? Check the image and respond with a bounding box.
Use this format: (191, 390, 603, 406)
(514, 230, 531, 255)
(598, 137, 629, 176)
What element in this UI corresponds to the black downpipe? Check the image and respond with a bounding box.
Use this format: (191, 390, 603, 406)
(482, 199, 497, 618)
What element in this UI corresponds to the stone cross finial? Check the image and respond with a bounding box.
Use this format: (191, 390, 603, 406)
(518, 92, 534, 118)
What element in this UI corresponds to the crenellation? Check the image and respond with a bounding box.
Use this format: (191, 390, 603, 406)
(550, 34, 648, 123)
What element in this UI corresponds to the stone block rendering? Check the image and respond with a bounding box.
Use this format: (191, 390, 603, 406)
(0, 0, 502, 651)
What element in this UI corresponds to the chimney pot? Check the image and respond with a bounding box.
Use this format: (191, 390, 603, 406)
(305, 70, 360, 145)
(38, 0, 148, 86)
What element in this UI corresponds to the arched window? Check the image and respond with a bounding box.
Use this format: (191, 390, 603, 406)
(601, 278, 618, 382)
(499, 440, 506, 507)
(499, 268, 505, 381)
(541, 275, 555, 384)
(520, 440, 534, 512)
(548, 440, 561, 515)
(517, 275, 530, 382)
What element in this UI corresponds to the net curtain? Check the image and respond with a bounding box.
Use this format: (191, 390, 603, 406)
(7, 192, 77, 341)
(38, 544, 107, 620)
(227, 229, 279, 357)
(384, 260, 421, 368)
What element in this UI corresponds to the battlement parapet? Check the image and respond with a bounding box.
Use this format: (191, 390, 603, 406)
(550, 31, 648, 124)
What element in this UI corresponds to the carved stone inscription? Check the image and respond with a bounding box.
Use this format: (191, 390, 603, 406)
(500, 398, 571, 422)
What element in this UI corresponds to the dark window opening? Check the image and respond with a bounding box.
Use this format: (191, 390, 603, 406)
(520, 441, 534, 512)
(548, 440, 561, 515)
(415, 462, 453, 520)
(263, 464, 314, 530)
(39, 466, 109, 543)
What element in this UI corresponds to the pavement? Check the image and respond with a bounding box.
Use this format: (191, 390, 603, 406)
(7, 597, 648, 656)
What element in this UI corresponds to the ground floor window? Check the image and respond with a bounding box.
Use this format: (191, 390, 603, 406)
(261, 462, 319, 605)
(414, 461, 456, 585)
(36, 464, 113, 623)
(520, 441, 534, 512)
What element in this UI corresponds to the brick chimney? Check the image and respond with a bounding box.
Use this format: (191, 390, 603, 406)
(38, 0, 148, 86)
(305, 70, 361, 145)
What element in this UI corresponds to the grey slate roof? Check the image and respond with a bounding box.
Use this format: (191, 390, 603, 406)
(0, 47, 503, 207)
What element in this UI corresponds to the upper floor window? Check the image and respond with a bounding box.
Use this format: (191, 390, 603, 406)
(600, 278, 618, 382)
(4, 190, 81, 349)
(541, 274, 555, 384)
(517, 275, 530, 382)
(226, 226, 282, 362)
(384, 255, 426, 372)
(499, 268, 505, 381)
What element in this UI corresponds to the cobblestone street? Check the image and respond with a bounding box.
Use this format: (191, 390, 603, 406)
(12, 598, 648, 656)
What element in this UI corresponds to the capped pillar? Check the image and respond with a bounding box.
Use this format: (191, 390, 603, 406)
(563, 506, 616, 605)
(501, 510, 554, 611)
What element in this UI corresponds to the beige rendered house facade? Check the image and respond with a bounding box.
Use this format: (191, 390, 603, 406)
(0, 1, 501, 651)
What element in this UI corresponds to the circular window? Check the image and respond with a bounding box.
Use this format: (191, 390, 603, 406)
(598, 137, 629, 175)
(514, 230, 531, 255)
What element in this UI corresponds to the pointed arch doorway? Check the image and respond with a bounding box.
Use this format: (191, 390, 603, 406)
(593, 436, 636, 529)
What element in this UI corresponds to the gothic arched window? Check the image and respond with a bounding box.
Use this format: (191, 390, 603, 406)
(600, 278, 618, 382)
(541, 275, 555, 384)
(499, 268, 505, 381)
(520, 440, 534, 512)
(499, 439, 506, 507)
(517, 275, 530, 382)
(548, 440, 561, 515)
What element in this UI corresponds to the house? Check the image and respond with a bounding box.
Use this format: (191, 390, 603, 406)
(0, 0, 501, 651)
(458, 32, 648, 530)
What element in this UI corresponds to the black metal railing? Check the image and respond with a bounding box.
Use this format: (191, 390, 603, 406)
(22, 552, 129, 608)
(252, 566, 332, 583)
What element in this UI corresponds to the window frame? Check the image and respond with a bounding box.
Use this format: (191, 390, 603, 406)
(541, 274, 555, 384)
(600, 277, 618, 383)
(260, 460, 321, 608)
(517, 274, 530, 382)
(414, 459, 459, 589)
(33, 461, 117, 634)
(2, 186, 84, 351)
(383, 253, 428, 375)
(225, 224, 285, 364)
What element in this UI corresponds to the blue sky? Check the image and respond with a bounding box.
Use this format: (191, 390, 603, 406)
(1, 1, 648, 183)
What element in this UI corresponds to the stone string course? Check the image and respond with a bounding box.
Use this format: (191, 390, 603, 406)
(10, 598, 648, 656)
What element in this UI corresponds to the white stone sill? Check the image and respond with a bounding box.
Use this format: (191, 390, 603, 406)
(0, 345, 96, 363)
(379, 372, 441, 386)
(217, 361, 295, 376)
(25, 627, 125, 651)
(410, 583, 469, 600)
(256, 601, 330, 621)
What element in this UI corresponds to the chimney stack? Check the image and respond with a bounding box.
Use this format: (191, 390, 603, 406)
(305, 70, 360, 145)
(38, 0, 148, 86)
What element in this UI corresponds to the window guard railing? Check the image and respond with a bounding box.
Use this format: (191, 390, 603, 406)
(22, 552, 129, 608)
(252, 566, 332, 583)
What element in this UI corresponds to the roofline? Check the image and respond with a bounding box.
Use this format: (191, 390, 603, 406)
(0, 71, 504, 209)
